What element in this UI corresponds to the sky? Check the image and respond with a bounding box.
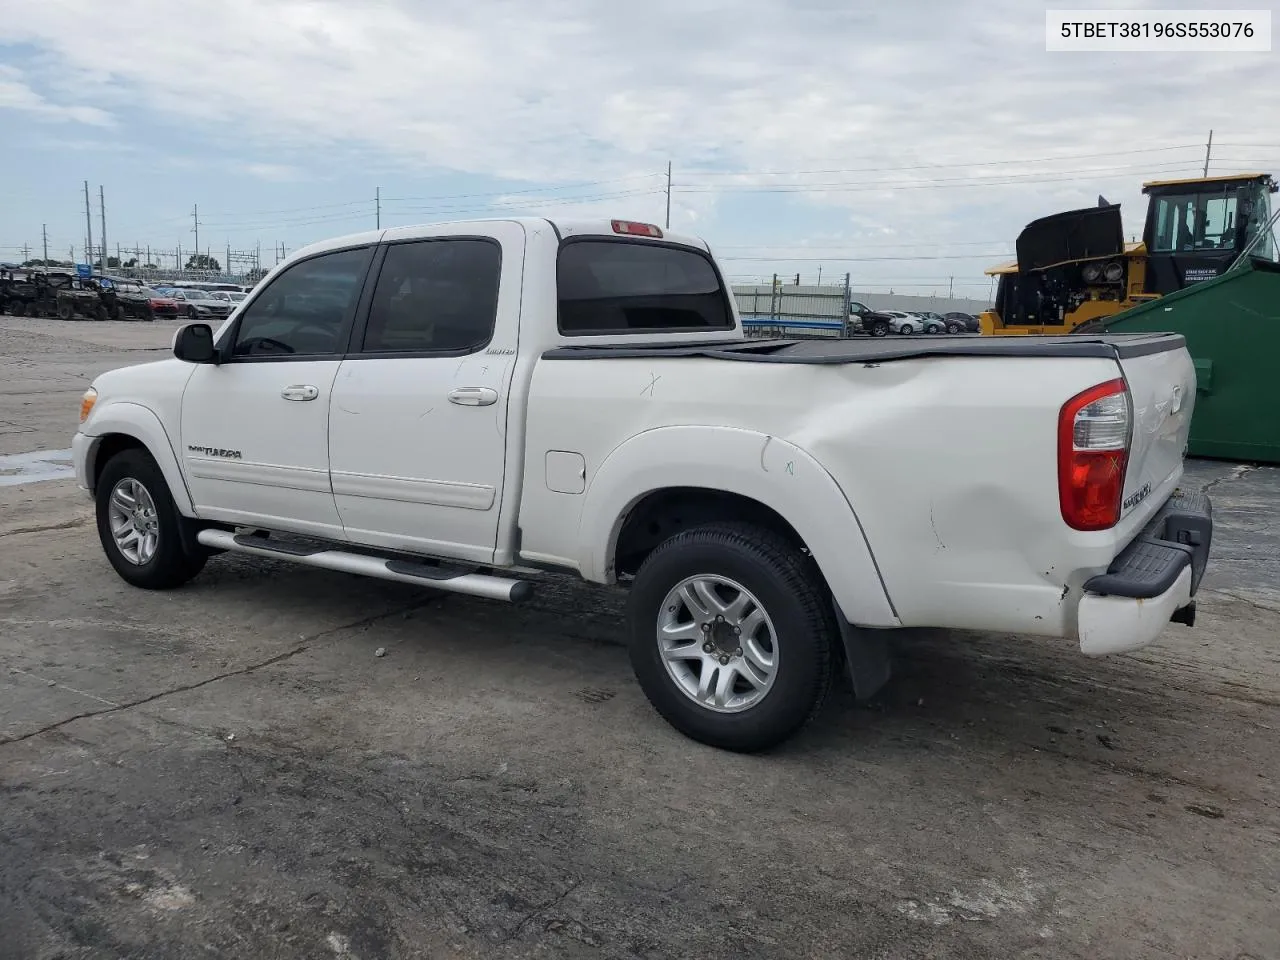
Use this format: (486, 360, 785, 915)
(0, 0, 1277, 297)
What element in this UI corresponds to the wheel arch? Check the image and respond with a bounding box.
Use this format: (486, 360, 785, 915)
(82, 402, 195, 516)
(578, 425, 899, 628)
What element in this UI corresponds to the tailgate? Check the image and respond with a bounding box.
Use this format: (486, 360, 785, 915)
(1115, 336, 1197, 522)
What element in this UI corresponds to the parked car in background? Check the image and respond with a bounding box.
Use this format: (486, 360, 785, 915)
(885, 311, 923, 335)
(144, 288, 181, 319)
(945, 312, 980, 333)
(171, 288, 233, 321)
(914, 311, 947, 334)
(847, 300, 894, 338)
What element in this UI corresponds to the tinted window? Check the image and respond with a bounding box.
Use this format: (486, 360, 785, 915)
(557, 240, 732, 335)
(231, 247, 369, 358)
(361, 239, 500, 354)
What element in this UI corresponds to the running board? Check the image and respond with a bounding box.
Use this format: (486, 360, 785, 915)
(196, 529, 534, 602)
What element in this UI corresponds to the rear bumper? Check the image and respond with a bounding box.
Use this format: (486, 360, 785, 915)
(1077, 490, 1212, 656)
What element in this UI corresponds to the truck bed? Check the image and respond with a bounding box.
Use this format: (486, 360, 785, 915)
(542, 332, 1185, 364)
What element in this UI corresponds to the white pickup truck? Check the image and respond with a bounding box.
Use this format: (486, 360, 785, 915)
(72, 217, 1212, 752)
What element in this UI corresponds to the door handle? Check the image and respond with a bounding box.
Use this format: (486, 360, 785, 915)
(448, 387, 498, 407)
(281, 384, 319, 401)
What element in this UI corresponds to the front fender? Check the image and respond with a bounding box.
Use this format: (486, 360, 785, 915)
(80, 401, 195, 516)
(578, 425, 899, 629)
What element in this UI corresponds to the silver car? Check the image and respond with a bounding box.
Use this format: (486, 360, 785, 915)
(884, 311, 923, 335)
(171, 289, 233, 321)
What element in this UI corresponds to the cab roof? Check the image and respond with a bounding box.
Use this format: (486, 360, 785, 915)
(290, 217, 709, 263)
(1142, 172, 1272, 191)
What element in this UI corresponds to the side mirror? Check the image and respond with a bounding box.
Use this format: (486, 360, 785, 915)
(173, 323, 217, 364)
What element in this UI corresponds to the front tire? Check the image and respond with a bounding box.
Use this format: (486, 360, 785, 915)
(899, 324, 914, 335)
(95, 449, 206, 589)
(869, 320, 888, 337)
(626, 522, 834, 752)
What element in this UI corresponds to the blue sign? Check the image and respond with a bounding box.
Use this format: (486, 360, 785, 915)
(75, 263, 92, 278)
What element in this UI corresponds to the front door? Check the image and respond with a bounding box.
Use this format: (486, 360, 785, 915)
(179, 244, 375, 539)
(327, 224, 524, 564)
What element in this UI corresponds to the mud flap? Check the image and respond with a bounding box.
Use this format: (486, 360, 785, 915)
(833, 600, 894, 701)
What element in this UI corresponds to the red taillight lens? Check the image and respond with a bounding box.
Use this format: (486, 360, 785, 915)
(611, 219, 663, 238)
(1058, 378, 1130, 531)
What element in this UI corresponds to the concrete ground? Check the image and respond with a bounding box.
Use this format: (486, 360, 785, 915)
(1, 315, 1277, 960)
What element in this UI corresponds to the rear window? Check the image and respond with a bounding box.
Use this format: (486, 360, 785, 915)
(557, 239, 733, 335)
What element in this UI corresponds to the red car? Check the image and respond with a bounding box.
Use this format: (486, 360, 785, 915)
(144, 288, 180, 318)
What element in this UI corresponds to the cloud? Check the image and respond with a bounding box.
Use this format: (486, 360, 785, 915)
(2, 0, 1278, 287)
(243, 162, 308, 182)
(0, 64, 113, 126)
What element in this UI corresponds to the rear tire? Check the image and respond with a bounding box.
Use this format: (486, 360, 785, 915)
(626, 522, 834, 752)
(95, 449, 206, 590)
(57, 302, 73, 321)
(899, 325, 914, 335)
(946, 322, 962, 334)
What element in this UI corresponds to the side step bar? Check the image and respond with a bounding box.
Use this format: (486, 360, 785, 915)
(196, 529, 534, 603)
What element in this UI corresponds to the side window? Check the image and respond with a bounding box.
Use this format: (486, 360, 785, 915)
(361, 239, 501, 355)
(557, 240, 733, 335)
(230, 247, 370, 358)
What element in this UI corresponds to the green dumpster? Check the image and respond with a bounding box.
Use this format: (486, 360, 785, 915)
(1077, 255, 1280, 464)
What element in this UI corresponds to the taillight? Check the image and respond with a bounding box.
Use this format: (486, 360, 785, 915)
(1058, 378, 1130, 531)
(611, 220, 663, 238)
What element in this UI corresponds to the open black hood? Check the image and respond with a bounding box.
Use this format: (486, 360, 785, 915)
(1015, 203, 1125, 272)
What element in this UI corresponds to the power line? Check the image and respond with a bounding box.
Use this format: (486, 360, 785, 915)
(679, 143, 1204, 178)
(674, 160, 1203, 194)
(185, 173, 666, 227)
(719, 253, 1013, 263)
(378, 173, 663, 204)
(713, 238, 1015, 250)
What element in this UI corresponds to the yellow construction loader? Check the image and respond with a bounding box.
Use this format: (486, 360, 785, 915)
(979, 172, 1277, 335)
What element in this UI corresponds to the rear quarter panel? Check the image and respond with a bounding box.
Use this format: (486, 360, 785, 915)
(798, 354, 1151, 635)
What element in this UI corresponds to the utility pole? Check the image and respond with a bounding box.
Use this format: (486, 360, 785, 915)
(42, 224, 48, 264)
(191, 205, 200, 271)
(226, 242, 231, 277)
(21, 243, 30, 262)
(376, 186, 381, 229)
(665, 162, 672, 229)
(83, 180, 94, 269)
(948, 276, 954, 298)
(816, 265, 822, 285)
(1203, 130, 1213, 177)
(99, 185, 108, 269)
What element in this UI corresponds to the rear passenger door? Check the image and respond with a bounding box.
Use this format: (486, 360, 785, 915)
(327, 222, 525, 564)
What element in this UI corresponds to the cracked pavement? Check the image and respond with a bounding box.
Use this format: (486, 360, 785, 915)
(1, 316, 1278, 959)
